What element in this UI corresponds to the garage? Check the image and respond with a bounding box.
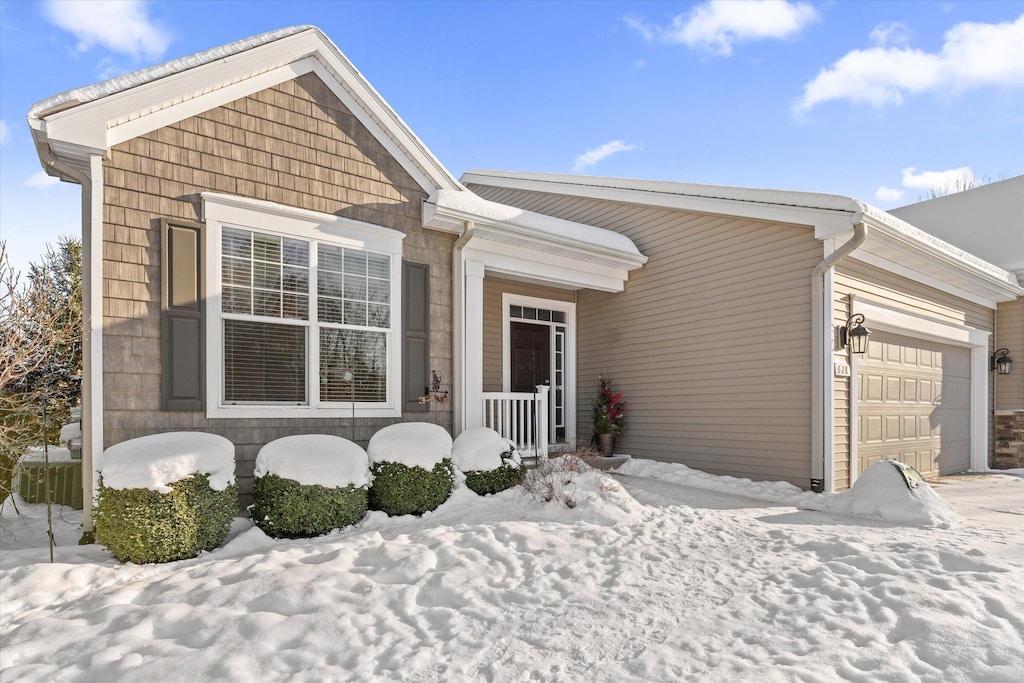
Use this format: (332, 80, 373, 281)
(857, 331, 971, 478)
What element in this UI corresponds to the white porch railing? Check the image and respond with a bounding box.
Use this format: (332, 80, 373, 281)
(481, 385, 550, 458)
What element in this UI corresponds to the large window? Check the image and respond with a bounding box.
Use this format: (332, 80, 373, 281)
(204, 193, 404, 417)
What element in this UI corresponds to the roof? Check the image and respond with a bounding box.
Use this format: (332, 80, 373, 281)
(889, 176, 1024, 274)
(29, 26, 314, 118)
(462, 169, 1023, 306)
(29, 26, 461, 195)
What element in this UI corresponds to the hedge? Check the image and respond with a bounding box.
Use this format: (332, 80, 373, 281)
(368, 459, 453, 516)
(95, 473, 237, 564)
(463, 450, 526, 496)
(252, 474, 368, 538)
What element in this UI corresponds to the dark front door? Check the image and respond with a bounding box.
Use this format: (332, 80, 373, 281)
(510, 322, 550, 393)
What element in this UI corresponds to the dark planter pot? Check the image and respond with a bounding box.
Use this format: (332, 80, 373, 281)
(597, 433, 616, 458)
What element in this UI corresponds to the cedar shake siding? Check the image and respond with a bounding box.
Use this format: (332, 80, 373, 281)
(102, 73, 455, 502)
(468, 185, 821, 488)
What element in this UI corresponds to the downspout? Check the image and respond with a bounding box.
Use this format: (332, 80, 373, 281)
(810, 215, 866, 493)
(43, 155, 103, 541)
(451, 220, 476, 435)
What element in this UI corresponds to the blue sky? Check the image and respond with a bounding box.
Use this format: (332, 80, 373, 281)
(1, 0, 1022, 275)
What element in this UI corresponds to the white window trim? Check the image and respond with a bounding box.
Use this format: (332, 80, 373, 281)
(501, 293, 577, 445)
(203, 193, 405, 418)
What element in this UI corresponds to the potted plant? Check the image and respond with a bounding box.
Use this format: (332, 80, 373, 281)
(592, 375, 626, 457)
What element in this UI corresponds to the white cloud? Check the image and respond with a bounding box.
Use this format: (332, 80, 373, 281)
(573, 140, 638, 172)
(796, 14, 1024, 111)
(0, 120, 9, 144)
(24, 172, 61, 188)
(43, 0, 171, 61)
(875, 186, 905, 202)
(869, 21, 913, 47)
(627, 1, 819, 56)
(900, 166, 974, 192)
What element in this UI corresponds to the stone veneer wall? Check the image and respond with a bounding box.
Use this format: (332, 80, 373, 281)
(993, 411, 1024, 469)
(101, 73, 455, 502)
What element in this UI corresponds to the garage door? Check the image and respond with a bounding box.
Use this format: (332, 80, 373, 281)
(857, 331, 971, 478)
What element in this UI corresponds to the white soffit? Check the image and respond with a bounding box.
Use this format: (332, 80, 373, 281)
(463, 169, 1023, 306)
(425, 189, 648, 275)
(28, 26, 461, 196)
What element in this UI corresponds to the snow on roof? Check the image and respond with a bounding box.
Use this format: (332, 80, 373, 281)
(254, 435, 370, 488)
(29, 26, 315, 118)
(99, 432, 236, 493)
(435, 188, 643, 258)
(463, 169, 1018, 288)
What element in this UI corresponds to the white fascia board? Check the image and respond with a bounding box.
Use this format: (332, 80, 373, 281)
(463, 241, 628, 292)
(35, 30, 460, 198)
(462, 171, 854, 234)
(852, 298, 990, 348)
(427, 202, 647, 272)
(202, 192, 405, 253)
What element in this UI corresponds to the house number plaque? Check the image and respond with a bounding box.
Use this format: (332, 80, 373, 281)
(833, 361, 851, 377)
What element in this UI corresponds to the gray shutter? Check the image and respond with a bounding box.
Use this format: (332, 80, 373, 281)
(161, 219, 205, 411)
(402, 261, 430, 412)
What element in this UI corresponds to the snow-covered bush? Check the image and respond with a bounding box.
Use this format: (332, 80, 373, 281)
(95, 433, 237, 563)
(452, 427, 525, 496)
(522, 454, 593, 508)
(251, 435, 370, 538)
(367, 423, 453, 516)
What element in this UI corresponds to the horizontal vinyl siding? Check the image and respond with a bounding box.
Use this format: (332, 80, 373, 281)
(835, 259, 996, 478)
(996, 297, 1024, 409)
(833, 291, 851, 490)
(482, 277, 574, 392)
(470, 185, 820, 488)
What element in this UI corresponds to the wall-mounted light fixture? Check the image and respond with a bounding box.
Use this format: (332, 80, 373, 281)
(991, 348, 1013, 375)
(839, 313, 870, 355)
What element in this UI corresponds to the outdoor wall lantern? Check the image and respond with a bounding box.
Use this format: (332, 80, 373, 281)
(991, 348, 1013, 375)
(839, 313, 870, 354)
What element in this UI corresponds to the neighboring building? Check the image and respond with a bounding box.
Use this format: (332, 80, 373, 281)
(27, 27, 1022, 532)
(462, 171, 1022, 489)
(890, 177, 1024, 469)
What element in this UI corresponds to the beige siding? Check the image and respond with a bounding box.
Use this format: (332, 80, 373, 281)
(835, 259, 996, 479)
(469, 185, 821, 488)
(995, 297, 1024, 409)
(102, 73, 456, 501)
(482, 277, 574, 392)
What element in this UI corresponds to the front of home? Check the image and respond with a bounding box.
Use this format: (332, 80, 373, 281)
(27, 27, 1022, 532)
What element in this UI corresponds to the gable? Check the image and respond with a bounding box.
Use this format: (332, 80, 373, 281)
(30, 27, 460, 198)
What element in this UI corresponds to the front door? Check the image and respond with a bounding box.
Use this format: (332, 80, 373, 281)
(510, 322, 550, 392)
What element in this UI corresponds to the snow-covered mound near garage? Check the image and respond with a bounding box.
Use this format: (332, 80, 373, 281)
(803, 460, 963, 528)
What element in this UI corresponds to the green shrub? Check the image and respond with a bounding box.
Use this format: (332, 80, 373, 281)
(464, 449, 526, 496)
(368, 459, 453, 516)
(95, 473, 237, 564)
(252, 474, 368, 538)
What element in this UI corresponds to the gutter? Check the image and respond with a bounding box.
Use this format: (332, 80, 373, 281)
(810, 216, 867, 493)
(451, 220, 476, 435)
(36, 151, 104, 541)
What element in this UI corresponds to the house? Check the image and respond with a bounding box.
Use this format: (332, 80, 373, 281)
(27, 26, 645, 534)
(888, 177, 1024, 469)
(460, 171, 1023, 489)
(27, 27, 1022, 536)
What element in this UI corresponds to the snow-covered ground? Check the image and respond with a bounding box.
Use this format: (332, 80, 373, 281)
(1, 460, 1022, 682)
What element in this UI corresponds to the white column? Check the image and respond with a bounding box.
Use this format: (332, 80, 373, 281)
(970, 345, 989, 472)
(464, 259, 485, 430)
(83, 154, 105, 535)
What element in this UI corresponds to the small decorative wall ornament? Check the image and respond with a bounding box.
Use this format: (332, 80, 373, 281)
(419, 370, 449, 405)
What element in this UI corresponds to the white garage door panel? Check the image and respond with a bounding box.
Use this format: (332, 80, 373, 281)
(857, 332, 971, 478)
